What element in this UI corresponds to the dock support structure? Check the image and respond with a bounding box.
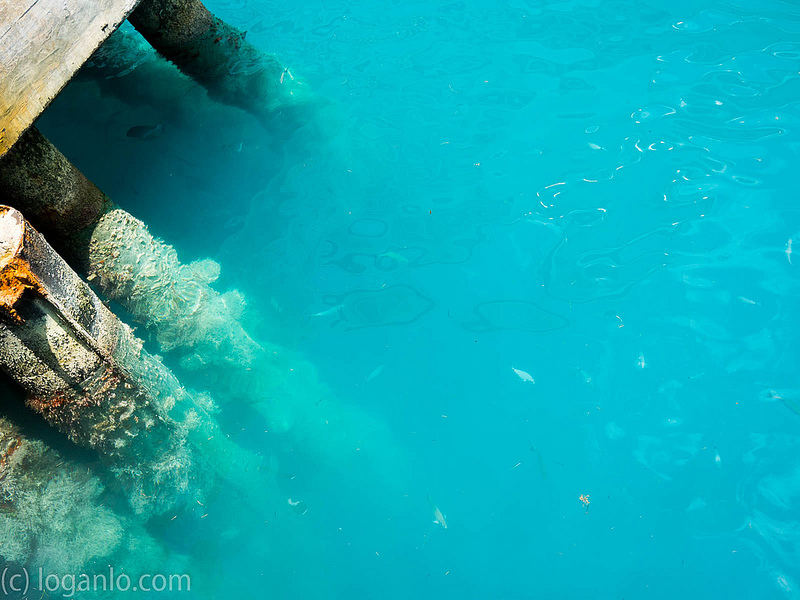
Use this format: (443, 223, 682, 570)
(0, 127, 109, 272)
(0, 203, 272, 519)
(0, 205, 206, 516)
(0, 127, 406, 480)
(128, 0, 309, 128)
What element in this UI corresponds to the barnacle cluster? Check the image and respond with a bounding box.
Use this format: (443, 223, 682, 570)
(88, 208, 261, 366)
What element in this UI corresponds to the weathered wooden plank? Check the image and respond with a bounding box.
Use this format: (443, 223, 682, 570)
(0, 0, 140, 157)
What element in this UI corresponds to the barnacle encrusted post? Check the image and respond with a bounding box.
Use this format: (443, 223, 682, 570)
(0, 127, 111, 268)
(79, 209, 399, 472)
(127, 0, 310, 129)
(0, 127, 289, 434)
(0, 204, 277, 516)
(0, 206, 204, 517)
(0, 417, 175, 574)
(0, 128, 409, 488)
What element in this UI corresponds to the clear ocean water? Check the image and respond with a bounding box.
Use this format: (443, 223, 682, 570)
(27, 0, 800, 597)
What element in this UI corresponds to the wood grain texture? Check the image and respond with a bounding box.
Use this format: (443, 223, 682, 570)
(0, 0, 140, 157)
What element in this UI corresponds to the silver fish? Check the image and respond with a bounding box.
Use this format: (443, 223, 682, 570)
(428, 495, 447, 529)
(312, 304, 344, 318)
(365, 365, 385, 382)
(287, 498, 308, 515)
(511, 367, 535, 383)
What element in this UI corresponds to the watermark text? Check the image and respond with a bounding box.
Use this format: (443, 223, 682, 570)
(1, 567, 190, 597)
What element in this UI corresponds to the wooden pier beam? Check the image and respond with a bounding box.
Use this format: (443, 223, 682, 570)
(0, 0, 140, 157)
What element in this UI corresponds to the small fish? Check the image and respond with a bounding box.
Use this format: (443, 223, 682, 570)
(787, 238, 793, 264)
(428, 495, 447, 529)
(377, 251, 409, 265)
(637, 353, 646, 369)
(512, 367, 535, 383)
(776, 573, 793, 593)
(737, 296, 759, 306)
(311, 304, 344, 318)
(714, 445, 721, 467)
(576, 367, 592, 384)
(509, 461, 522, 471)
(126, 122, 164, 140)
(279, 68, 295, 84)
(365, 365, 385, 382)
(287, 498, 308, 515)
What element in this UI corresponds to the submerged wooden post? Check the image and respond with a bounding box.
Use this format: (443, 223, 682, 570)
(0, 127, 111, 270)
(1, 0, 312, 158)
(0, 204, 272, 518)
(0, 128, 411, 496)
(0, 205, 204, 516)
(128, 0, 311, 128)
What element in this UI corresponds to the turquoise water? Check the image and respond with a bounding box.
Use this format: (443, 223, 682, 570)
(31, 0, 800, 597)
